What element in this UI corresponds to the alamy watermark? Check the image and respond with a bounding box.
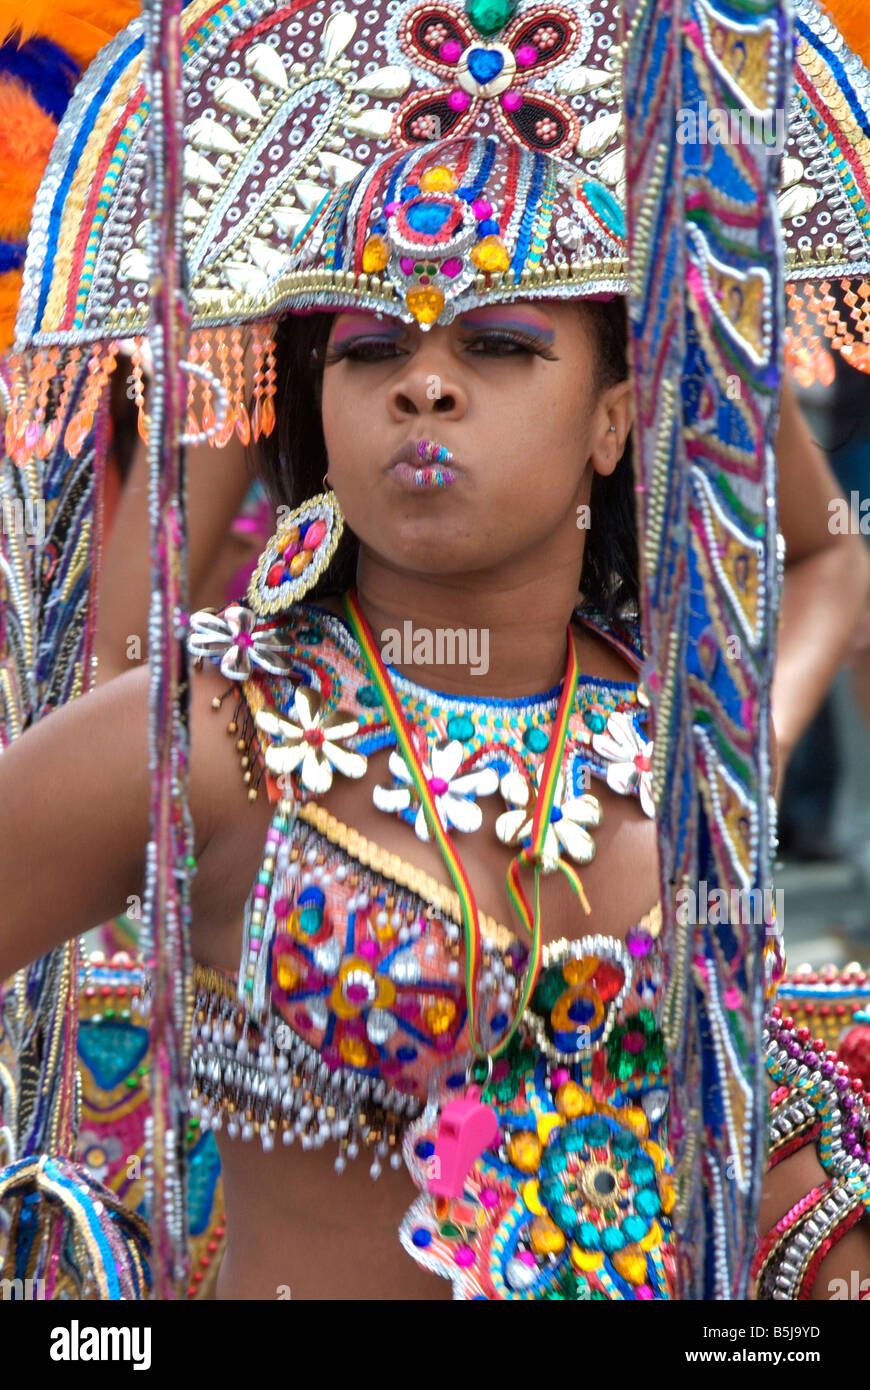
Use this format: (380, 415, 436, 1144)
(0, 496, 45, 544)
(676, 101, 787, 154)
(380, 621, 490, 677)
(676, 880, 783, 930)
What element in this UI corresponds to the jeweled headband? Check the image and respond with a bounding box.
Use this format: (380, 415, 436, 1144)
(10, 0, 870, 356)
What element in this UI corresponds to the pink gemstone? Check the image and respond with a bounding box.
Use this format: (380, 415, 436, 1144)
(479, 1187, 499, 1208)
(471, 198, 492, 220)
(501, 90, 523, 112)
(236, 631, 253, 649)
(447, 89, 471, 112)
(384, 200, 401, 217)
(623, 1031, 645, 1054)
(254, 884, 268, 899)
(637, 1284, 654, 1300)
(515, 44, 538, 67)
(723, 987, 742, 1010)
(282, 541, 300, 564)
(274, 897, 289, 917)
(518, 1250, 537, 1267)
(400, 256, 416, 275)
(429, 776, 449, 796)
(420, 275, 430, 285)
(440, 39, 462, 62)
(552, 1067, 570, 1086)
(454, 1245, 476, 1267)
(627, 929, 652, 959)
(303, 518, 326, 549)
(346, 983, 370, 1005)
(440, 257, 463, 279)
(358, 939, 378, 960)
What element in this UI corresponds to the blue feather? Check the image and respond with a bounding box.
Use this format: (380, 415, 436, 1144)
(0, 35, 80, 124)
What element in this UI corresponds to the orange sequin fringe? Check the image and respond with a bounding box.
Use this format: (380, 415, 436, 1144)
(4, 325, 278, 466)
(785, 277, 870, 386)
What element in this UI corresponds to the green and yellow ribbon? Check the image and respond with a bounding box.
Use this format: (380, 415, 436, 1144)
(342, 588, 591, 1059)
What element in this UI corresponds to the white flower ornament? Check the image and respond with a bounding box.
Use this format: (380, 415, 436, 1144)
(373, 739, 498, 841)
(188, 604, 296, 680)
(495, 764, 602, 872)
(255, 686, 367, 795)
(591, 709, 655, 818)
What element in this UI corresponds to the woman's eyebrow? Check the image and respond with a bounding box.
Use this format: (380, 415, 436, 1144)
(330, 317, 405, 348)
(458, 307, 556, 342)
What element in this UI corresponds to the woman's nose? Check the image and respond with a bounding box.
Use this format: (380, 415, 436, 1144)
(386, 351, 468, 420)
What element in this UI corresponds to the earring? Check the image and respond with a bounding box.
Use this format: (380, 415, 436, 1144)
(247, 486, 344, 617)
(608, 424, 617, 433)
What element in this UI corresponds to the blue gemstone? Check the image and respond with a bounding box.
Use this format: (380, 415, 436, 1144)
(581, 179, 627, 240)
(491, 1012, 508, 1031)
(447, 1071, 466, 1088)
(414, 1139, 435, 1159)
(457, 186, 475, 201)
(567, 995, 595, 1024)
(477, 218, 500, 237)
(467, 47, 505, 85)
(406, 199, 454, 236)
(550, 806, 563, 823)
(397, 1046, 418, 1062)
(401, 184, 420, 202)
(298, 885, 325, 909)
(412, 1227, 432, 1248)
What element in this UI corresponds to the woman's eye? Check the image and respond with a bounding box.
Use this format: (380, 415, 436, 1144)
(325, 339, 404, 364)
(464, 332, 555, 358)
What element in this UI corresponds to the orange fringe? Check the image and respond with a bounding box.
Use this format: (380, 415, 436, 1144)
(0, 77, 57, 240)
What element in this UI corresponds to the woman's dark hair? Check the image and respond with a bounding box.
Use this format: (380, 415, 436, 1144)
(256, 297, 639, 624)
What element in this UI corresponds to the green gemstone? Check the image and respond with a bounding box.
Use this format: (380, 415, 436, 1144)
(465, 0, 517, 37)
(439, 1222, 462, 1239)
(523, 726, 549, 753)
(583, 710, 606, 733)
(447, 713, 475, 741)
(358, 684, 382, 708)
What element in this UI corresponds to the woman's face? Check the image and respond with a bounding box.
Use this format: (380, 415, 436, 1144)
(320, 300, 631, 582)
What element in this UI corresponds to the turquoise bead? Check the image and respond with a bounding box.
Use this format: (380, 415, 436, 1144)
(358, 684, 382, 708)
(584, 710, 606, 733)
(523, 727, 549, 753)
(600, 1225, 626, 1255)
(577, 1221, 601, 1251)
(447, 714, 475, 741)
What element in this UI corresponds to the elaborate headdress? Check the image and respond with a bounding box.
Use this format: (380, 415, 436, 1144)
(2, 0, 870, 1299)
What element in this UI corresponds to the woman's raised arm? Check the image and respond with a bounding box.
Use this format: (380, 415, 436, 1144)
(0, 660, 227, 980)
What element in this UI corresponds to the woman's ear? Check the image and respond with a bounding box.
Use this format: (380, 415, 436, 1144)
(588, 379, 633, 478)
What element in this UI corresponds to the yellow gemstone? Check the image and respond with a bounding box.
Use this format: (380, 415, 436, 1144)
(420, 165, 458, 193)
(659, 1176, 677, 1215)
(612, 1244, 647, 1285)
(339, 1035, 369, 1068)
(536, 1113, 563, 1145)
(645, 1141, 667, 1173)
(362, 234, 389, 273)
(406, 286, 445, 325)
(521, 1179, 545, 1215)
(276, 955, 298, 991)
(425, 997, 456, 1035)
(555, 1081, 593, 1119)
(470, 235, 510, 274)
(621, 1106, 649, 1138)
(289, 549, 313, 577)
(639, 1220, 663, 1252)
(507, 1131, 542, 1173)
(570, 1243, 604, 1272)
(529, 1216, 566, 1256)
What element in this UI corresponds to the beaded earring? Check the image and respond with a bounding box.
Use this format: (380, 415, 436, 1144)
(246, 487, 345, 617)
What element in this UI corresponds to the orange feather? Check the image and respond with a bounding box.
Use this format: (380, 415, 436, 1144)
(0, 0, 139, 68)
(0, 76, 57, 239)
(815, 0, 870, 68)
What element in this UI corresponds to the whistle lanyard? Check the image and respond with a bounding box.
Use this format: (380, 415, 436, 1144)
(342, 588, 592, 1060)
